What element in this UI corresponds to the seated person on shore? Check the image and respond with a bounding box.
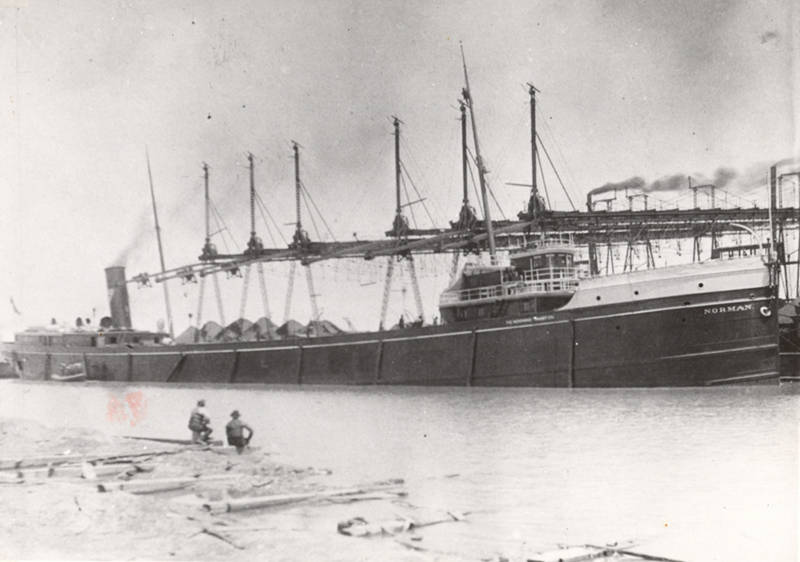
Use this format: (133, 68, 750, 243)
(188, 399, 213, 444)
(225, 410, 254, 453)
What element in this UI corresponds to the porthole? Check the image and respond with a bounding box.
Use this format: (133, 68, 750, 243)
(698, 282, 704, 288)
(634, 290, 639, 296)
(596, 295, 601, 301)
(683, 301, 691, 306)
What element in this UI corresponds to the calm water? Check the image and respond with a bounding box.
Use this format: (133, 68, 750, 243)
(1, 380, 797, 561)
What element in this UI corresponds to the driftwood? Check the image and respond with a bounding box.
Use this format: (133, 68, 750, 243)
(206, 446, 261, 456)
(585, 545, 686, 562)
(15, 463, 153, 480)
(529, 545, 686, 562)
(193, 528, 245, 550)
(326, 490, 408, 503)
(203, 480, 405, 514)
(98, 474, 239, 493)
(0, 448, 181, 471)
(124, 436, 224, 447)
(337, 511, 465, 537)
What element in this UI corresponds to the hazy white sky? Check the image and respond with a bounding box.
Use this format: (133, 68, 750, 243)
(0, 0, 796, 337)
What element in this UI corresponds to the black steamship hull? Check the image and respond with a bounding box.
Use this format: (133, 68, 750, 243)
(7, 259, 780, 387)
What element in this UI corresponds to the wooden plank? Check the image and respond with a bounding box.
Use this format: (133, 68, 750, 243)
(98, 474, 238, 493)
(203, 481, 405, 513)
(0, 447, 182, 471)
(17, 463, 153, 480)
(123, 436, 224, 447)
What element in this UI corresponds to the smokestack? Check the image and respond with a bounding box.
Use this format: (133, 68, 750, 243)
(105, 266, 132, 329)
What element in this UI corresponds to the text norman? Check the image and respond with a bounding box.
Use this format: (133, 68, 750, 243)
(703, 303, 753, 315)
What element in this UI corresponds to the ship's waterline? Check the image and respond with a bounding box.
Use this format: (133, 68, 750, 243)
(4, 257, 781, 387)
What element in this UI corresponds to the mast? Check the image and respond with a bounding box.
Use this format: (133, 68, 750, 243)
(245, 152, 263, 254)
(455, 99, 476, 230)
(145, 148, 174, 338)
(528, 83, 539, 221)
(460, 44, 496, 261)
(249, 152, 256, 242)
(203, 163, 210, 248)
(291, 141, 310, 249)
(461, 100, 468, 206)
(294, 141, 302, 234)
(395, 117, 401, 220)
(391, 117, 408, 237)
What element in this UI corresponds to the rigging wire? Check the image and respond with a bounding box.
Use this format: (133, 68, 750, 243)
(536, 132, 576, 210)
(535, 148, 551, 209)
(299, 187, 323, 240)
(400, 174, 419, 229)
(538, 100, 582, 203)
(209, 199, 236, 253)
(399, 135, 448, 227)
(466, 146, 507, 220)
(254, 192, 285, 246)
(399, 160, 437, 228)
(300, 181, 337, 241)
(467, 150, 484, 218)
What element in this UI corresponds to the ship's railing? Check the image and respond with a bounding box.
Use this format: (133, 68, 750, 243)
(441, 267, 580, 305)
(535, 233, 575, 249)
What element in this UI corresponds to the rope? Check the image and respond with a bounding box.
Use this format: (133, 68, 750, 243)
(536, 132, 576, 210)
(538, 103, 582, 204)
(255, 191, 288, 245)
(467, 156, 484, 217)
(300, 181, 337, 241)
(399, 160, 438, 228)
(400, 174, 418, 228)
(209, 200, 236, 253)
(535, 147, 551, 209)
(399, 136, 448, 227)
(299, 187, 323, 240)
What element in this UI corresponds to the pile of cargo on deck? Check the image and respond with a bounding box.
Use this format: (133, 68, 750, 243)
(175, 317, 345, 343)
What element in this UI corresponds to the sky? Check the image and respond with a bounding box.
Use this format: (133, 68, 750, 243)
(0, 0, 797, 339)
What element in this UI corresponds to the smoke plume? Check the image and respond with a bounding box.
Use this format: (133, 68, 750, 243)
(587, 176, 645, 198)
(643, 173, 686, 193)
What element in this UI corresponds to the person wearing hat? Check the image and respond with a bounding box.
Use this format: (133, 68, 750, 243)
(188, 399, 213, 444)
(225, 410, 254, 453)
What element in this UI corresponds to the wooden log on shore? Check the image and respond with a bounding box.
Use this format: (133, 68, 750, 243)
(98, 474, 239, 493)
(0, 448, 182, 471)
(337, 511, 466, 537)
(203, 445, 262, 456)
(105, 481, 191, 495)
(123, 436, 224, 447)
(529, 545, 686, 562)
(17, 463, 154, 480)
(203, 480, 405, 514)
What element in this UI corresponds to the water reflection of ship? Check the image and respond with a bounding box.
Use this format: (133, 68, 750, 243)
(5, 52, 798, 387)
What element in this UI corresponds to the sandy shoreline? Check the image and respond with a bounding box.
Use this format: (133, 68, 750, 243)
(0, 417, 467, 561)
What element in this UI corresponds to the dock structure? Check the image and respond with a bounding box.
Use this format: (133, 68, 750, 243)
(134, 206, 800, 283)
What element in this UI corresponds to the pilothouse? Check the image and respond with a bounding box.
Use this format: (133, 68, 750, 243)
(439, 234, 582, 323)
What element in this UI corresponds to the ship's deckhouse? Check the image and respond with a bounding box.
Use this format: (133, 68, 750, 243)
(439, 236, 581, 323)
